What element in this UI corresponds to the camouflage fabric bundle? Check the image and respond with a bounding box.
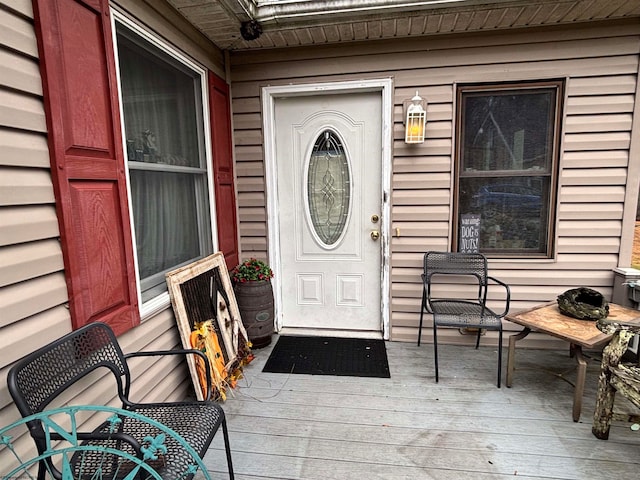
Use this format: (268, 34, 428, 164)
(557, 287, 609, 321)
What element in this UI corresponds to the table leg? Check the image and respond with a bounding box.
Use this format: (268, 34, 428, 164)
(506, 327, 531, 388)
(572, 344, 587, 422)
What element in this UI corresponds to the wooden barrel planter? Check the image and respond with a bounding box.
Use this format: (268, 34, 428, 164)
(233, 280, 274, 348)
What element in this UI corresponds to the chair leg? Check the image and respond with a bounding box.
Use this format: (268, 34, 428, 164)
(475, 329, 482, 349)
(221, 416, 235, 479)
(418, 289, 426, 346)
(433, 323, 439, 383)
(497, 329, 502, 388)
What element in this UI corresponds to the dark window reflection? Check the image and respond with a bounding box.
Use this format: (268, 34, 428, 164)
(457, 84, 561, 255)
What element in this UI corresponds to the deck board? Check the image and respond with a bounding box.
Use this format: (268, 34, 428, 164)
(204, 337, 640, 479)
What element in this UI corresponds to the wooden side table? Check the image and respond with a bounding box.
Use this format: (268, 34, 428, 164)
(505, 301, 640, 422)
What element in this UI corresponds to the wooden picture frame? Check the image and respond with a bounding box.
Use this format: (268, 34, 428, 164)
(166, 252, 248, 400)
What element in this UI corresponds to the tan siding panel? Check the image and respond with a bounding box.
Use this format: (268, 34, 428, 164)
(557, 236, 620, 253)
(564, 114, 633, 133)
(0, 128, 49, 168)
(390, 222, 450, 238)
(558, 203, 624, 220)
(237, 177, 266, 193)
(0, 239, 63, 287)
(240, 237, 268, 255)
(232, 97, 261, 114)
(0, 0, 33, 18)
(0, 89, 46, 132)
(0, 48, 42, 96)
(557, 220, 621, 237)
(0, 205, 60, 246)
(235, 145, 265, 162)
(560, 167, 627, 185)
(568, 75, 638, 96)
(559, 185, 626, 203)
(0, 272, 68, 327)
(239, 207, 268, 222)
(233, 112, 262, 130)
(240, 222, 267, 237)
(237, 192, 266, 207)
(565, 95, 635, 115)
(392, 172, 450, 190)
(563, 132, 631, 151)
(235, 161, 266, 177)
(234, 129, 264, 146)
(393, 156, 452, 173)
(393, 138, 452, 156)
(391, 205, 450, 221)
(0, 166, 55, 205)
(391, 237, 450, 253)
(561, 150, 628, 169)
(0, 8, 38, 58)
(395, 85, 453, 104)
(393, 189, 451, 205)
(0, 305, 70, 370)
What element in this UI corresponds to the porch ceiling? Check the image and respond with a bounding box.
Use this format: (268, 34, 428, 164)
(166, 0, 640, 51)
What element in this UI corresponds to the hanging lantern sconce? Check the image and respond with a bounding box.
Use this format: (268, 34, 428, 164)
(404, 91, 426, 144)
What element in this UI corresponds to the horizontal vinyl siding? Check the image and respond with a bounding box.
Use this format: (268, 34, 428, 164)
(229, 21, 640, 343)
(0, 1, 71, 467)
(0, 2, 69, 369)
(0, 1, 212, 466)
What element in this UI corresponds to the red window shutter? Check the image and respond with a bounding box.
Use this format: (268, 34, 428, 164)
(209, 72, 240, 270)
(33, 0, 139, 335)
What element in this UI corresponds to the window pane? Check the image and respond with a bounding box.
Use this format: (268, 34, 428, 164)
(461, 89, 555, 173)
(130, 170, 202, 278)
(456, 83, 561, 257)
(118, 34, 201, 168)
(116, 25, 212, 302)
(307, 130, 351, 247)
(458, 177, 549, 253)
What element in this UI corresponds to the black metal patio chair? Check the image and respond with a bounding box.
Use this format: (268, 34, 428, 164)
(7, 321, 234, 479)
(417, 251, 511, 387)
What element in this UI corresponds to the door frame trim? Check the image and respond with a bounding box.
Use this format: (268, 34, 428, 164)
(262, 79, 393, 339)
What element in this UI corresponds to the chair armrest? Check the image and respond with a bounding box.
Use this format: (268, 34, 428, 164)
(125, 349, 213, 401)
(487, 276, 511, 318)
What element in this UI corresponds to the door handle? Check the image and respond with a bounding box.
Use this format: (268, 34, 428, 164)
(371, 231, 380, 240)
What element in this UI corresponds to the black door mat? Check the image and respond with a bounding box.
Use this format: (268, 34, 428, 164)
(262, 335, 390, 378)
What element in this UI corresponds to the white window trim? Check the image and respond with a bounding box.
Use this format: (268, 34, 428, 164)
(110, 9, 218, 320)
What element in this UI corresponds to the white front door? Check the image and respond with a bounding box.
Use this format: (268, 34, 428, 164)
(272, 90, 384, 336)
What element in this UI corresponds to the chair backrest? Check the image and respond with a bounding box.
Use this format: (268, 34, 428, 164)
(7, 322, 130, 419)
(424, 251, 488, 300)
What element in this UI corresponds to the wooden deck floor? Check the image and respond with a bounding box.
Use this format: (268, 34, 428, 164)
(204, 337, 640, 479)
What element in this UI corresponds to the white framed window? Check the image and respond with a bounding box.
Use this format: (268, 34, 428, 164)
(113, 14, 215, 311)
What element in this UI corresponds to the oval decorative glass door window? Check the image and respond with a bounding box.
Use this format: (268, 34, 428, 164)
(306, 130, 351, 247)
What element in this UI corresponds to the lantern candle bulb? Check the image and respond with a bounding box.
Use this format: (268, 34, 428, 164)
(405, 91, 426, 144)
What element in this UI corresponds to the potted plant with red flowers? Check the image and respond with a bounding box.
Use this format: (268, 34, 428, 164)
(231, 258, 275, 348)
